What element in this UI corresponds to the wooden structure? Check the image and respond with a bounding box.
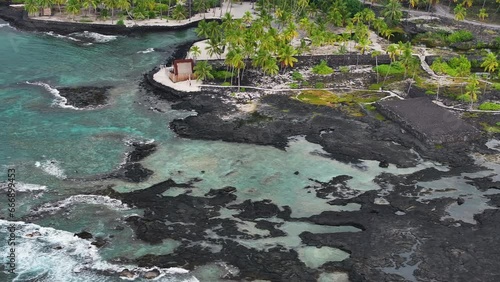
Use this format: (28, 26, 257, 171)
(168, 59, 196, 82)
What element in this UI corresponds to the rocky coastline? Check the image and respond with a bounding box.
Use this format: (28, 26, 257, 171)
(122, 42, 500, 281)
(0, 4, 219, 35)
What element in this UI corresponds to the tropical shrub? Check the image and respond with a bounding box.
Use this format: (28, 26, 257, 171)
(315, 82, 325, 88)
(478, 102, 500, 111)
(116, 19, 125, 26)
(312, 60, 333, 75)
(373, 61, 405, 76)
(447, 30, 474, 44)
(212, 70, 234, 80)
(292, 71, 303, 81)
(289, 82, 299, 89)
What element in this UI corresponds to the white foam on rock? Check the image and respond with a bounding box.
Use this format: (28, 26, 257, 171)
(25, 81, 83, 110)
(69, 31, 118, 43)
(34, 159, 67, 179)
(33, 195, 130, 215)
(45, 31, 81, 42)
(137, 48, 154, 54)
(0, 220, 197, 282)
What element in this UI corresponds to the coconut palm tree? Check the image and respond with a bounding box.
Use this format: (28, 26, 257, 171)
(66, 0, 82, 20)
(478, 8, 488, 21)
(262, 56, 279, 76)
(277, 44, 298, 72)
(37, 0, 53, 16)
(172, 3, 187, 21)
(465, 74, 480, 109)
(205, 37, 223, 59)
(382, 0, 403, 27)
(399, 42, 413, 78)
(356, 37, 371, 55)
(242, 10, 253, 25)
(189, 45, 201, 61)
(462, 0, 473, 8)
(52, 0, 65, 13)
(193, 61, 214, 81)
(196, 20, 209, 37)
(24, 0, 39, 16)
(372, 50, 382, 83)
(82, 0, 98, 17)
(454, 4, 466, 21)
(481, 52, 499, 74)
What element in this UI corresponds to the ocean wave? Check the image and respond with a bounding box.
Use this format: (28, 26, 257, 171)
(0, 23, 11, 28)
(45, 31, 81, 42)
(25, 81, 83, 110)
(0, 220, 197, 282)
(137, 48, 155, 54)
(0, 182, 47, 192)
(33, 195, 130, 215)
(35, 159, 67, 179)
(69, 31, 118, 43)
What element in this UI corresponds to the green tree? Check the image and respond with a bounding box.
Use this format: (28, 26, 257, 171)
(38, 0, 53, 16)
(465, 74, 480, 109)
(24, 0, 39, 16)
(478, 8, 488, 21)
(172, 3, 187, 20)
(382, 0, 403, 27)
(189, 45, 201, 61)
(195, 20, 209, 38)
(193, 61, 214, 81)
(66, 0, 82, 20)
(454, 4, 466, 21)
(277, 44, 298, 71)
(481, 52, 498, 74)
(371, 50, 382, 83)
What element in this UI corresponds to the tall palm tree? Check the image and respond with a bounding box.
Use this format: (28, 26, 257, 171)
(478, 8, 488, 21)
(189, 45, 201, 61)
(277, 44, 298, 72)
(462, 0, 473, 8)
(193, 61, 214, 81)
(196, 20, 209, 38)
(38, 0, 54, 16)
(205, 37, 222, 59)
(371, 50, 382, 83)
(172, 3, 187, 21)
(454, 4, 466, 21)
(481, 52, 499, 74)
(262, 56, 279, 76)
(465, 74, 480, 109)
(382, 0, 403, 27)
(24, 0, 39, 16)
(66, 0, 82, 20)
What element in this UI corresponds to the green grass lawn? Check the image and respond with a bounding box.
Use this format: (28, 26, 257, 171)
(295, 90, 387, 117)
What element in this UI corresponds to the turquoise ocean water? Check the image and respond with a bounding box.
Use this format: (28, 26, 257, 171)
(0, 19, 498, 282)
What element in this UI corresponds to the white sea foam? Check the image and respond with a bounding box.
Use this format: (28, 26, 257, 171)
(25, 81, 85, 110)
(70, 31, 118, 43)
(16, 182, 47, 192)
(0, 220, 197, 281)
(45, 31, 81, 42)
(33, 195, 130, 215)
(137, 48, 155, 54)
(34, 159, 67, 179)
(0, 23, 11, 28)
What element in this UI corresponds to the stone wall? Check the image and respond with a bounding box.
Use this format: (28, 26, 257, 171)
(0, 6, 221, 35)
(376, 98, 481, 145)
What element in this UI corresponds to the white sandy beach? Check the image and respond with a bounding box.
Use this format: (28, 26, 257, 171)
(153, 67, 202, 92)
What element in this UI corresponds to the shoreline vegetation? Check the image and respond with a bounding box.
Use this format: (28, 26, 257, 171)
(2, 0, 497, 128)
